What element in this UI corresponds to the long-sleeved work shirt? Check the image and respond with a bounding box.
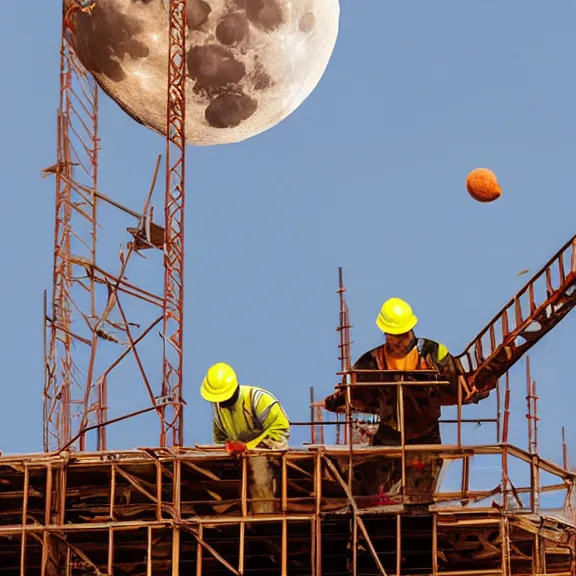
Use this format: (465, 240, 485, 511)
(325, 338, 462, 441)
(212, 385, 290, 449)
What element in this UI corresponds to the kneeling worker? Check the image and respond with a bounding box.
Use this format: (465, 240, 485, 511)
(201, 362, 290, 513)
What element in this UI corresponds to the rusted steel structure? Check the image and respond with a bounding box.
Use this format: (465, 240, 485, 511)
(5, 227, 572, 573)
(43, 17, 100, 452)
(458, 233, 576, 401)
(322, 233, 576, 424)
(161, 0, 187, 448)
(22, 0, 576, 573)
(2, 388, 576, 574)
(43, 0, 188, 452)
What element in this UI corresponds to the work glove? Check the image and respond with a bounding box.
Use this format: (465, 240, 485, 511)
(225, 441, 247, 455)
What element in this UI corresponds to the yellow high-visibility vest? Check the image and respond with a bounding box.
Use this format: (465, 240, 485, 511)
(212, 385, 290, 449)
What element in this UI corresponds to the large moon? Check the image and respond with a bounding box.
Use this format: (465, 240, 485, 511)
(65, 0, 340, 146)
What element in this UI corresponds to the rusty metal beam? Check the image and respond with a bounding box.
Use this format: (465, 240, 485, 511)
(44, 26, 99, 452)
(160, 0, 187, 448)
(458, 234, 576, 400)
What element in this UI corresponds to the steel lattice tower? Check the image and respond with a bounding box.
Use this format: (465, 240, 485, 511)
(43, 0, 188, 452)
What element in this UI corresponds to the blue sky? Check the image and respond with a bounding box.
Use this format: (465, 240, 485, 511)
(1, 0, 575, 496)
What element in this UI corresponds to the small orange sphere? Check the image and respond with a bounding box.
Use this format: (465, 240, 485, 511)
(465, 168, 502, 203)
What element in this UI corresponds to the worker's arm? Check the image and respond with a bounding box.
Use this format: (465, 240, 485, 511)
(353, 349, 381, 383)
(324, 350, 380, 412)
(425, 340, 461, 400)
(245, 391, 290, 450)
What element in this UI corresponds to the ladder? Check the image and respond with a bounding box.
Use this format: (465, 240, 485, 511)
(457, 233, 576, 402)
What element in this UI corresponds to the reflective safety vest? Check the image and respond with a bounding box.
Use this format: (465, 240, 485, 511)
(212, 385, 290, 450)
(375, 338, 449, 372)
(370, 338, 451, 436)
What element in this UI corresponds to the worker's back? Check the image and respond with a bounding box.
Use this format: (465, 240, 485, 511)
(213, 385, 290, 448)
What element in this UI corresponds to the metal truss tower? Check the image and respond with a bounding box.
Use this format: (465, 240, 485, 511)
(43, 0, 188, 452)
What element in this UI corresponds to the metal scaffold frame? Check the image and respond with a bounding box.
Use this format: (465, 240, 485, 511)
(26, 0, 576, 572)
(19, 257, 576, 574)
(43, 0, 188, 452)
(1, 440, 575, 574)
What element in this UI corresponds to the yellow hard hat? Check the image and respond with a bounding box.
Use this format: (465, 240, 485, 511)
(200, 362, 239, 403)
(376, 298, 418, 335)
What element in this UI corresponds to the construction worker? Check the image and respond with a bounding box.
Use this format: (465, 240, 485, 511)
(201, 362, 290, 513)
(324, 298, 462, 504)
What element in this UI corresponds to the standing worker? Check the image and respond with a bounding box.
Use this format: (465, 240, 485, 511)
(355, 297, 461, 445)
(201, 362, 290, 514)
(324, 297, 462, 503)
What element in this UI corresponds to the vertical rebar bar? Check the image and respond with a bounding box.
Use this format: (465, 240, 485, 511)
(500, 515, 510, 576)
(20, 464, 29, 576)
(110, 465, 116, 521)
(171, 527, 180, 576)
(533, 377, 541, 513)
(461, 456, 470, 503)
(532, 378, 539, 455)
(317, 405, 325, 445)
(310, 516, 316, 576)
(42, 290, 48, 452)
(352, 514, 358, 575)
(41, 464, 52, 576)
(432, 514, 437, 576)
(65, 546, 71, 576)
(526, 356, 533, 453)
(314, 451, 322, 576)
(239, 457, 247, 573)
(399, 384, 406, 501)
(196, 525, 203, 576)
(310, 386, 315, 444)
(496, 377, 502, 443)
(397, 513, 402, 576)
(107, 529, 114, 575)
(147, 526, 153, 576)
(502, 373, 511, 511)
(337, 267, 354, 462)
(563, 426, 569, 470)
(457, 374, 463, 448)
(282, 453, 288, 575)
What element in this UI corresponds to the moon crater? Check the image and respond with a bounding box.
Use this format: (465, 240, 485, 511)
(65, 0, 340, 146)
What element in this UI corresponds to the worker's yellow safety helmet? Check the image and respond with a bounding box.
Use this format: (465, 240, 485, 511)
(200, 362, 239, 403)
(376, 298, 418, 335)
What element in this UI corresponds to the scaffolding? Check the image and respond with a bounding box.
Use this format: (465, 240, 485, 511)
(4, 265, 576, 574)
(8, 0, 576, 573)
(1, 436, 575, 574)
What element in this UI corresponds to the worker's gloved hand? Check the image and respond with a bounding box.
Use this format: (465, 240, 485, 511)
(225, 441, 247, 455)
